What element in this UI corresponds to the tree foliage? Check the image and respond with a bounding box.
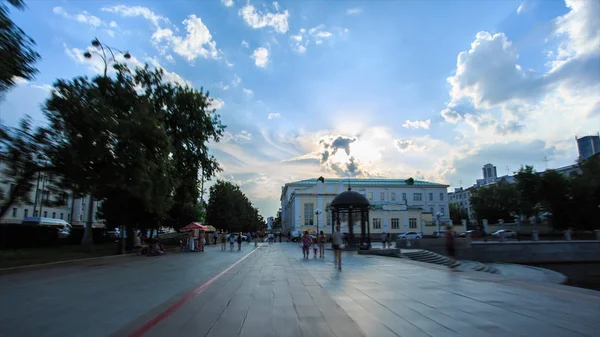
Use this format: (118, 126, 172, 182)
(206, 180, 266, 233)
(41, 62, 225, 236)
(448, 203, 468, 225)
(0, 0, 41, 101)
(0, 117, 53, 218)
(469, 156, 600, 230)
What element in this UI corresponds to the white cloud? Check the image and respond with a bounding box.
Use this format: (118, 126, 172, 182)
(243, 88, 254, 96)
(440, 108, 463, 123)
(109, 21, 118, 28)
(251, 47, 269, 67)
(402, 119, 431, 129)
(346, 8, 362, 15)
(241, 40, 249, 48)
(290, 25, 336, 53)
(394, 139, 427, 152)
(11, 76, 28, 86)
(165, 54, 175, 63)
(145, 57, 191, 87)
(223, 130, 252, 143)
(239, 2, 289, 34)
(53, 6, 105, 27)
(218, 75, 242, 91)
(29, 84, 54, 93)
(101, 5, 170, 28)
(151, 15, 219, 62)
(221, 0, 234, 7)
(210, 98, 225, 110)
(267, 112, 280, 120)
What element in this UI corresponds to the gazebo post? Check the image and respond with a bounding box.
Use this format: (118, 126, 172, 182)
(360, 209, 366, 247)
(366, 208, 371, 249)
(348, 206, 354, 248)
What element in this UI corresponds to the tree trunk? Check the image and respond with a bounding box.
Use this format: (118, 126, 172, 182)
(81, 195, 94, 248)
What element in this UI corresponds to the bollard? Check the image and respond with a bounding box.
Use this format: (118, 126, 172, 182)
(564, 230, 572, 241)
(596, 230, 600, 241)
(498, 231, 505, 242)
(466, 232, 472, 244)
(532, 230, 539, 241)
(406, 239, 412, 248)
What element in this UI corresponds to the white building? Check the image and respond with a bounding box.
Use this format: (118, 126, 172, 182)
(280, 178, 450, 235)
(0, 154, 101, 226)
(448, 187, 475, 220)
(267, 216, 273, 230)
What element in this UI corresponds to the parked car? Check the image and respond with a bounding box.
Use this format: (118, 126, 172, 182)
(397, 232, 422, 240)
(459, 230, 475, 237)
(491, 229, 517, 238)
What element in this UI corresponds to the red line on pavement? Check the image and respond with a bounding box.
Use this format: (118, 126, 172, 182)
(127, 246, 260, 337)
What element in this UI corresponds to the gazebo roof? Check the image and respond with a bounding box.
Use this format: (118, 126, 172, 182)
(331, 188, 370, 208)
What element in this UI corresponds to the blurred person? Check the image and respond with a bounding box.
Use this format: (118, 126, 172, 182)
(332, 225, 343, 271)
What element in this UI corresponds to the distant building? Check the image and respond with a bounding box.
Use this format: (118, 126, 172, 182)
(280, 178, 449, 235)
(267, 216, 273, 230)
(448, 187, 475, 220)
(576, 134, 600, 161)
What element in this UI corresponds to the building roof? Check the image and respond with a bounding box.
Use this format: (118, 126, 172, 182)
(330, 188, 370, 208)
(285, 177, 448, 188)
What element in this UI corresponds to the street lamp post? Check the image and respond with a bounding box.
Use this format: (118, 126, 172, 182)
(315, 209, 322, 235)
(81, 38, 131, 249)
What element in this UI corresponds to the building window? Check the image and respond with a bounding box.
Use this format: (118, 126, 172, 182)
(440, 206, 445, 215)
(380, 192, 385, 201)
(409, 218, 418, 229)
(402, 193, 407, 201)
(12, 208, 17, 217)
(43, 211, 47, 217)
(440, 192, 444, 201)
(24, 209, 28, 218)
(304, 203, 314, 226)
(60, 213, 64, 220)
(326, 203, 332, 226)
(413, 193, 422, 201)
(368, 192, 373, 200)
(372, 218, 381, 229)
(391, 192, 396, 201)
(52, 212, 56, 219)
(391, 218, 400, 229)
(429, 192, 433, 201)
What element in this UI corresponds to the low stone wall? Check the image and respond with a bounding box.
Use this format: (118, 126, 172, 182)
(471, 241, 600, 264)
(396, 238, 473, 259)
(357, 248, 401, 257)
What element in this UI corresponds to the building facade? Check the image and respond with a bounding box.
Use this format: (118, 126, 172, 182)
(576, 134, 600, 161)
(0, 154, 101, 226)
(267, 216, 273, 230)
(280, 178, 450, 236)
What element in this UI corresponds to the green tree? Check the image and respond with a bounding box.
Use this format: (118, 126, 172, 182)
(449, 203, 468, 225)
(469, 181, 518, 223)
(569, 155, 600, 230)
(514, 165, 542, 221)
(206, 180, 264, 233)
(538, 169, 571, 230)
(0, 0, 41, 100)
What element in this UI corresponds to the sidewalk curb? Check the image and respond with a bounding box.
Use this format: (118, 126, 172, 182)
(0, 246, 184, 275)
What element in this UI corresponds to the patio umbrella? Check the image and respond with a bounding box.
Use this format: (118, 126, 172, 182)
(180, 222, 207, 232)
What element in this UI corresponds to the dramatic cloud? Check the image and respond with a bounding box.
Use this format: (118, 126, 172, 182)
(402, 119, 431, 129)
(239, 2, 289, 34)
(251, 47, 269, 67)
(151, 15, 219, 61)
(267, 112, 280, 120)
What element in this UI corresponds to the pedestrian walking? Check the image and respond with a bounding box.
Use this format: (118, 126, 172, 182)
(332, 225, 343, 271)
(445, 225, 457, 269)
(318, 231, 325, 258)
(229, 234, 235, 251)
(237, 233, 242, 251)
(381, 232, 387, 249)
(302, 231, 311, 259)
(387, 233, 392, 248)
(213, 231, 218, 245)
(312, 237, 318, 258)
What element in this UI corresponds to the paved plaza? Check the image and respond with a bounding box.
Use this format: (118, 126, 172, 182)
(0, 242, 599, 337)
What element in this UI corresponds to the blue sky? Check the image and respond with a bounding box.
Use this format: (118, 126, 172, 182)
(1, 0, 599, 218)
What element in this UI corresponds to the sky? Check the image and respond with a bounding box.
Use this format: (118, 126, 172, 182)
(1, 0, 599, 218)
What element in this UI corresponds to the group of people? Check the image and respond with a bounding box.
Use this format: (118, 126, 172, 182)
(300, 226, 344, 271)
(216, 231, 244, 251)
